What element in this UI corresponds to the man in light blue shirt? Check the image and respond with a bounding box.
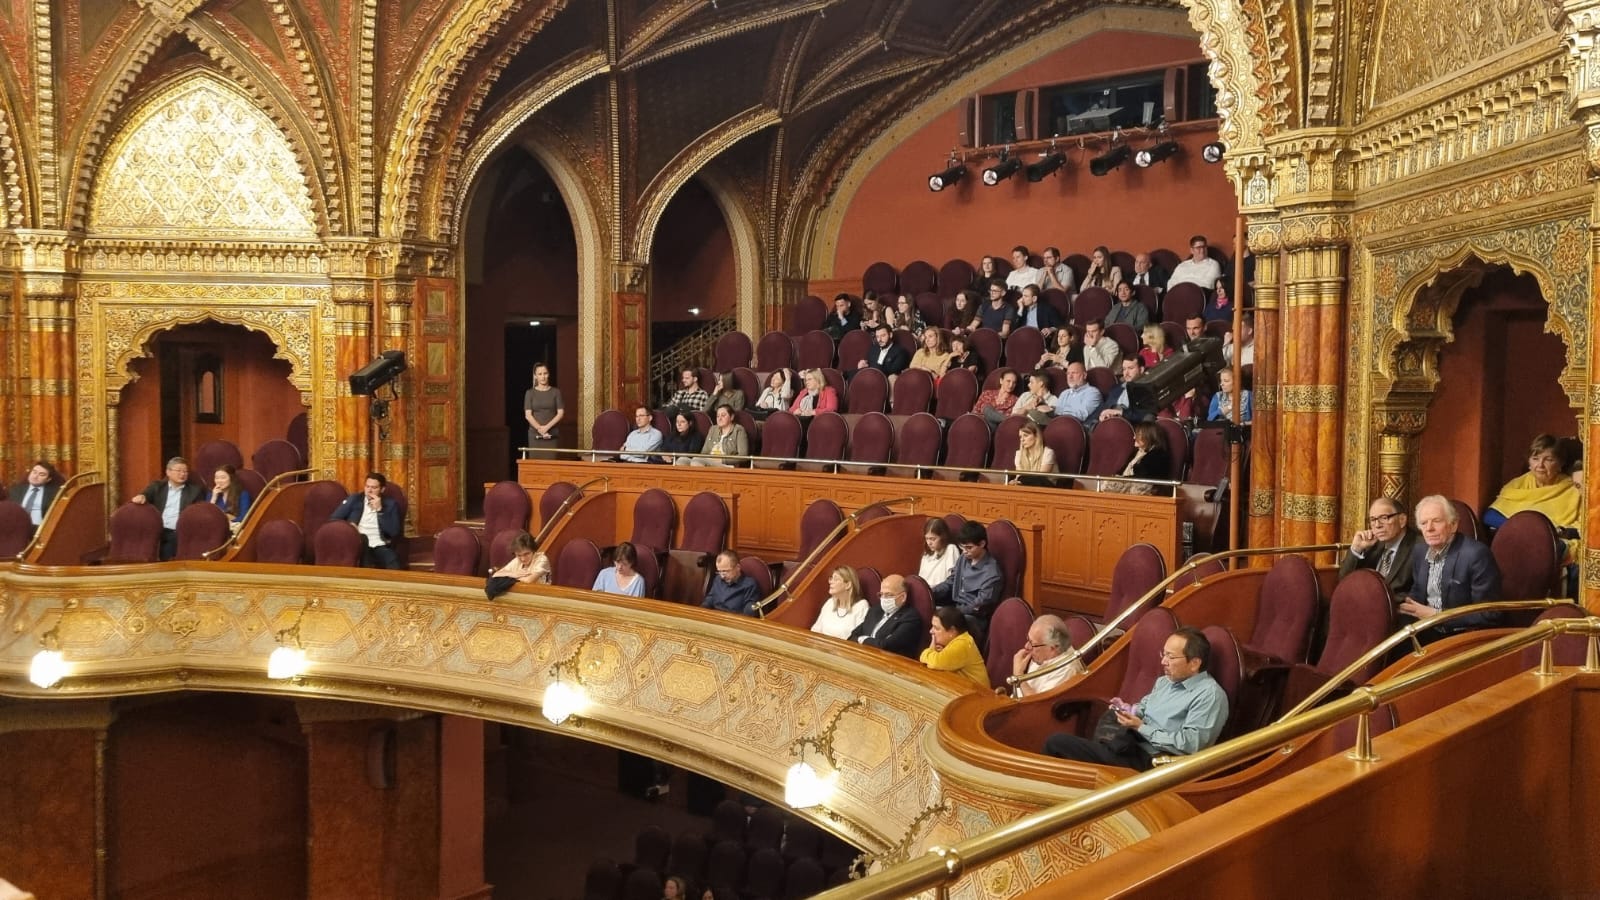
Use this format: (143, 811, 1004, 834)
(618, 406, 663, 463)
(1043, 627, 1228, 770)
(1051, 362, 1101, 425)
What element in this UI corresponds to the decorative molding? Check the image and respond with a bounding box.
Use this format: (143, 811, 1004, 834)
(1281, 491, 1338, 522)
(1280, 384, 1342, 413)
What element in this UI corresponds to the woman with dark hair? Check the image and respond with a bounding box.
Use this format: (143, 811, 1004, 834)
(889, 293, 926, 339)
(920, 606, 990, 688)
(1039, 326, 1083, 370)
(975, 369, 1021, 424)
(948, 335, 984, 379)
(947, 290, 981, 335)
(693, 404, 749, 467)
(1104, 421, 1173, 496)
(592, 541, 645, 597)
(709, 371, 745, 412)
(1082, 245, 1123, 292)
(859, 291, 886, 331)
(1203, 278, 1236, 323)
(660, 411, 701, 465)
(920, 518, 960, 586)
(210, 463, 251, 524)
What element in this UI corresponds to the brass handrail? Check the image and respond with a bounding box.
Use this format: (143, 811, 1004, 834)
(751, 496, 922, 617)
(261, 467, 319, 494)
(200, 468, 324, 560)
(1008, 542, 1346, 690)
(1275, 597, 1570, 721)
(17, 471, 102, 561)
(819, 615, 1600, 899)
(521, 445, 1182, 490)
(531, 476, 609, 549)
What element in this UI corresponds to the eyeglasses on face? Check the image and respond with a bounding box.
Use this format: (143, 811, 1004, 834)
(1368, 512, 1400, 526)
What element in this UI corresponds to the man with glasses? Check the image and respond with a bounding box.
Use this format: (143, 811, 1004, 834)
(617, 406, 663, 463)
(1339, 497, 1420, 594)
(848, 573, 924, 658)
(1009, 615, 1085, 698)
(1169, 234, 1223, 291)
(931, 521, 1003, 647)
(1043, 627, 1227, 770)
(702, 549, 760, 617)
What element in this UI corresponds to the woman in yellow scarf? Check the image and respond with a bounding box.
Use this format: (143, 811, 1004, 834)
(1484, 434, 1582, 564)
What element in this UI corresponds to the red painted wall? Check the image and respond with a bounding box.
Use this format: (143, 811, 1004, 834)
(833, 31, 1236, 280)
(651, 178, 737, 323)
(1418, 270, 1574, 510)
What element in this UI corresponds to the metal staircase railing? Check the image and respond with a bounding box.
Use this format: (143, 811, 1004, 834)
(648, 311, 738, 400)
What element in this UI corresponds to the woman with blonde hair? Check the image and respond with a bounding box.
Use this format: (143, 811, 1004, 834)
(1011, 420, 1058, 482)
(788, 368, 839, 416)
(810, 566, 869, 639)
(1138, 324, 1173, 369)
(909, 327, 953, 378)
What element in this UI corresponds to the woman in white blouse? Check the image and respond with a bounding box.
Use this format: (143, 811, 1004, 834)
(918, 518, 960, 587)
(810, 566, 869, 639)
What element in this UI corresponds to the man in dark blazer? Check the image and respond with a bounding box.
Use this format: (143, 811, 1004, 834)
(1401, 494, 1502, 637)
(330, 471, 404, 569)
(129, 456, 206, 560)
(1339, 496, 1421, 596)
(1014, 285, 1062, 339)
(1128, 252, 1169, 294)
(824, 293, 860, 341)
(849, 574, 924, 659)
(851, 324, 910, 380)
(9, 460, 62, 532)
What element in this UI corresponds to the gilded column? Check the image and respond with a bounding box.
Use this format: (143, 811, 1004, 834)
(14, 231, 79, 473)
(376, 246, 417, 534)
(611, 261, 649, 416)
(328, 243, 376, 491)
(769, 277, 810, 334)
(1244, 217, 1283, 550)
(1278, 220, 1348, 550)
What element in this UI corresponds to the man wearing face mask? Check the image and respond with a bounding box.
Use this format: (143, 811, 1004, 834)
(848, 574, 925, 659)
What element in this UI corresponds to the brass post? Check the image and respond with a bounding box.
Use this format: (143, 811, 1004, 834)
(1585, 631, 1599, 673)
(1346, 710, 1378, 762)
(1536, 636, 1556, 677)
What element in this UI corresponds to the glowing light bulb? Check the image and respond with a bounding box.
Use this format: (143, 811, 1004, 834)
(543, 679, 587, 725)
(785, 760, 836, 809)
(267, 646, 308, 680)
(29, 649, 67, 688)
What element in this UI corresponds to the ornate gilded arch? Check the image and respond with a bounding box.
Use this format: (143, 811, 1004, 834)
(694, 166, 766, 337)
(630, 107, 780, 263)
(101, 300, 314, 396)
(0, 63, 29, 228)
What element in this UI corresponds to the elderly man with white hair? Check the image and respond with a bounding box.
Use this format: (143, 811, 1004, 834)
(1008, 614, 1087, 698)
(1400, 494, 1503, 637)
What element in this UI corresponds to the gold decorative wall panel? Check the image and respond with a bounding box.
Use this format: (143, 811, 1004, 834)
(1369, 0, 1557, 109)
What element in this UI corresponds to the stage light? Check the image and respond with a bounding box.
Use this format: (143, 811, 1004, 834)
(1089, 145, 1131, 176)
(981, 155, 1022, 186)
(1135, 141, 1180, 168)
(1025, 151, 1066, 182)
(348, 350, 407, 396)
(927, 164, 965, 192)
(1202, 141, 1226, 164)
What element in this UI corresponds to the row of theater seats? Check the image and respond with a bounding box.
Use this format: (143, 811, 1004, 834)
(598, 406, 1238, 487)
(714, 300, 1235, 377)
(190, 435, 309, 486)
(853, 249, 1228, 302)
(583, 801, 858, 900)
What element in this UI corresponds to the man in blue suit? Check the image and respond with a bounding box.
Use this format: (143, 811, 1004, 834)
(1401, 494, 1502, 637)
(330, 471, 404, 569)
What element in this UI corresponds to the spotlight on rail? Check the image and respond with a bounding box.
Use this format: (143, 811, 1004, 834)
(1135, 141, 1180, 168)
(1201, 141, 1226, 164)
(1025, 151, 1066, 182)
(1089, 145, 1131, 176)
(981, 154, 1022, 186)
(928, 164, 966, 192)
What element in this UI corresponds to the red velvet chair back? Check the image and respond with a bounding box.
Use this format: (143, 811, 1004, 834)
(433, 525, 482, 576)
(844, 367, 888, 414)
(312, 520, 364, 567)
(799, 412, 847, 471)
(843, 412, 893, 474)
(791, 296, 827, 335)
(890, 413, 942, 476)
(1085, 416, 1135, 476)
(1249, 555, 1320, 664)
(936, 259, 974, 298)
(753, 412, 802, 466)
(255, 520, 305, 565)
(990, 416, 1025, 481)
(631, 488, 679, 552)
(985, 519, 1026, 600)
(796, 330, 836, 370)
(678, 492, 729, 556)
(1190, 426, 1229, 486)
(1072, 287, 1112, 325)
(539, 481, 579, 525)
(1492, 510, 1562, 612)
(861, 262, 898, 295)
(740, 556, 774, 596)
(1043, 416, 1088, 474)
(891, 368, 935, 415)
(933, 368, 979, 420)
(1200, 624, 1248, 740)
(554, 538, 602, 589)
(1003, 326, 1045, 372)
(985, 597, 1034, 687)
(1104, 542, 1168, 629)
(251, 439, 305, 482)
(483, 480, 532, 546)
(713, 331, 753, 371)
(968, 328, 1002, 374)
(798, 499, 844, 558)
(939, 413, 990, 476)
(1156, 418, 1190, 480)
(1104, 323, 1139, 357)
(837, 330, 873, 372)
(1317, 569, 1395, 683)
(286, 412, 310, 462)
(0, 501, 33, 558)
(175, 502, 231, 560)
(899, 260, 937, 295)
(755, 331, 797, 370)
(301, 481, 350, 537)
(107, 502, 164, 563)
(905, 575, 935, 653)
(235, 469, 268, 508)
(591, 409, 630, 452)
(1117, 608, 1179, 700)
(1162, 283, 1205, 322)
(193, 440, 244, 481)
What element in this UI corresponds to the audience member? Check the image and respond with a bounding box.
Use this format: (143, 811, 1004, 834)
(1339, 497, 1419, 596)
(1170, 234, 1224, 291)
(665, 368, 711, 414)
(1052, 362, 1102, 426)
(977, 281, 1018, 337)
(788, 369, 838, 416)
(909, 328, 953, 378)
(662, 876, 689, 900)
(130, 456, 206, 560)
(1004, 245, 1043, 292)
(824, 293, 860, 340)
(1098, 357, 1153, 424)
(619, 406, 664, 463)
(1040, 246, 1076, 293)
(1222, 313, 1254, 365)
(702, 549, 760, 616)
(1039, 325, 1083, 369)
(524, 362, 565, 443)
(1010, 614, 1085, 697)
(593, 541, 646, 597)
(1181, 315, 1206, 353)
(1401, 495, 1502, 635)
(1014, 284, 1060, 338)
(329, 471, 403, 569)
(811, 566, 869, 639)
(1100, 421, 1172, 495)
(753, 369, 793, 416)
(920, 605, 991, 688)
(486, 531, 550, 599)
(709, 371, 745, 412)
(1105, 282, 1150, 331)
(1043, 627, 1227, 770)
(11, 460, 61, 530)
(1203, 278, 1236, 323)
(919, 518, 960, 587)
(693, 404, 748, 466)
(889, 294, 925, 338)
(1081, 245, 1123, 292)
(660, 411, 702, 465)
(1485, 434, 1582, 571)
(973, 255, 1004, 293)
(1011, 371, 1058, 425)
(859, 292, 886, 331)
(1129, 252, 1167, 294)
(849, 573, 924, 658)
(948, 335, 985, 379)
(1207, 369, 1252, 424)
(948, 289, 981, 334)
(930, 521, 1002, 646)
(1082, 320, 1122, 371)
(1138, 323, 1173, 369)
(852, 323, 910, 380)
(1011, 421, 1058, 482)
(976, 369, 1021, 424)
(209, 464, 251, 525)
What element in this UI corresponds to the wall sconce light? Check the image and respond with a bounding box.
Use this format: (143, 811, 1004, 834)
(29, 623, 68, 688)
(785, 697, 865, 809)
(1135, 140, 1180, 168)
(543, 628, 599, 726)
(267, 605, 310, 680)
(981, 151, 1022, 186)
(1202, 141, 1226, 164)
(849, 800, 952, 879)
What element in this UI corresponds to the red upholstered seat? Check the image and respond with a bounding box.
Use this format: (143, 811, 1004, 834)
(175, 502, 232, 560)
(740, 555, 774, 596)
(755, 331, 797, 370)
(938, 413, 990, 479)
(985, 596, 1034, 687)
(1163, 283, 1205, 323)
(1104, 323, 1139, 357)
(1043, 416, 1088, 474)
(1279, 569, 1395, 711)
(1003, 326, 1045, 372)
(968, 328, 1002, 374)
(844, 367, 888, 414)
(631, 488, 678, 552)
(837, 329, 873, 372)
(539, 481, 579, 525)
(890, 412, 942, 476)
(633, 544, 661, 598)
(791, 296, 827, 335)
(1062, 614, 1098, 664)
(713, 331, 753, 371)
(1102, 542, 1168, 630)
(1246, 556, 1320, 665)
(234, 469, 268, 509)
(482, 480, 532, 547)
(820, 367, 845, 399)
(0, 501, 33, 558)
(855, 566, 882, 601)
(1084, 365, 1116, 399)
(1085, 416, 1135, 476)
(486, 528, 518, 572)
(799, 412, 847, 471)
(754, 412, 802, 467)
(679, 492, 729, 556)
(591, 409, 630, 453)
(193, 440, 244, 481)
(891, 367, 935, 414)
(1149, 248, 1181, 274)
(251, 439, 305, 482)
(904, 575, 935, 653)
(842, 412, 893, 475)
(312, 520, 364, 567)
(254, 519, 305, 565)
(381, 482, 410, 567)
(107, 503, 164, 563)
(286, 412, 310, 462)
(898, 260, 937, 295)
(861, 261, 898, 295)
(731, 366, 760, 407)
(1519, 604, 1590, 668)
(990, 416, 1025, 483)
(1201, 624, 1248, 740)
(796, 330, 836, 370)
(1072, 287, 1112, 325)
(936, 259, 975, 298)
(1043, 289, 1072, 324)
(934, 367, 979, 420)
(1159, 320, 1185, 353)
(432, 525, 482, 576)
(985, 519, 1025, 600)
(1156, 418, 1190, 480)
(1493, 511, 1564, 619)
(915, 291, 947, 327)
(1450, 498, 1483, 542)
(1141, 287, 1165, 321)
(554, 538, 602, 589)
